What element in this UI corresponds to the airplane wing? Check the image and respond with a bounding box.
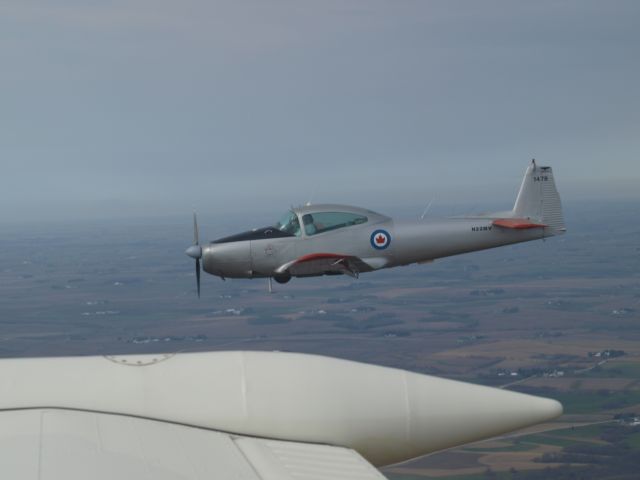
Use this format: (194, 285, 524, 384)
(1, 409, 261, 480)
(492, 218, 547, 229)
(275, 253, 385, 278)
(0, 351, 562, 479)
(0, 408, 388, 480)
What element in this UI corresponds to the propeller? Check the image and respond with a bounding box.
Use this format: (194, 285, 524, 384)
(185, 212, 203, 297)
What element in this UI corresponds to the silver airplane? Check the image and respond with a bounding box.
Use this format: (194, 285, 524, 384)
(186, 160, 565, 295)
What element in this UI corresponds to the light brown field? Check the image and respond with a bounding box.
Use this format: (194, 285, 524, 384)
(522, 376, 637, 391)
(479, 444, 564, 471)
(474, 420, 607, 441)
(441, 338, 640, 358)
(386, 444, 565, 477)
(429, 336, 640, 371)
(464, 439, 512, 449)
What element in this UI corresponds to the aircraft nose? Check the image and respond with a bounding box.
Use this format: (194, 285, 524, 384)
(185, 245, 202, 259)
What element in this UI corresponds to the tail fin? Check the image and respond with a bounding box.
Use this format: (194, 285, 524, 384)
(512, 160, 566, 235)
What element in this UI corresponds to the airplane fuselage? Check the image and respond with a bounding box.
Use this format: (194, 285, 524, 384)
(201, 215, 545, 280)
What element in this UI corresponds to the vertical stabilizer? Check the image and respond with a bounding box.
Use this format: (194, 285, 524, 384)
(513, 160, 566, 235)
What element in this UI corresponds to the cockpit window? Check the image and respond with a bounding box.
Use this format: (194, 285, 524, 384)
(275, 211, 301, 237)
(302, 212, 368, 236)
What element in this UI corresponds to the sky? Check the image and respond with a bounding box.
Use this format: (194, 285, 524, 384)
(1, 0, 639, 223)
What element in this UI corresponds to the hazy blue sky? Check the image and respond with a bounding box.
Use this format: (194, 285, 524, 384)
(2, 1, 639, 222)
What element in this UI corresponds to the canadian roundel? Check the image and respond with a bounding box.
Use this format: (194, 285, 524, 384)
(370, 229, 391, 250)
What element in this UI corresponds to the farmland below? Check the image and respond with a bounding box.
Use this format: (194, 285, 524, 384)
(1, 199, 639, 479)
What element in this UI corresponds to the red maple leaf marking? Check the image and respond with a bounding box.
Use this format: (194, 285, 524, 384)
(375, 234, 386, 245)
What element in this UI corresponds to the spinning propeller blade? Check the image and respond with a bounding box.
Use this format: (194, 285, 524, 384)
(193, 211, 199, 246)
(196, 258, 201, 298)
(185, 212, 203, 297)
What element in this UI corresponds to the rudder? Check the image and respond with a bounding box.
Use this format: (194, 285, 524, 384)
(513, 160, 566, 235)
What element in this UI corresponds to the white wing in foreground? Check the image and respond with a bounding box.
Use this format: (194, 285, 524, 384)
(0, 409, 387, 480)
(0, 351, 562, 479)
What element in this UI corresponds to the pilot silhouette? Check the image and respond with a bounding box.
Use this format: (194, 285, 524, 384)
(302, 214, 317, 235)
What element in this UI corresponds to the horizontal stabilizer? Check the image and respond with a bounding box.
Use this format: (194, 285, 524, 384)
(493, 218, 547, 229)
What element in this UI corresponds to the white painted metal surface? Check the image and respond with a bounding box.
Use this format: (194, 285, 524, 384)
(0, 351, 562, 467)
(0, 409, 386, 480)
(236, 437, 387, 480)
